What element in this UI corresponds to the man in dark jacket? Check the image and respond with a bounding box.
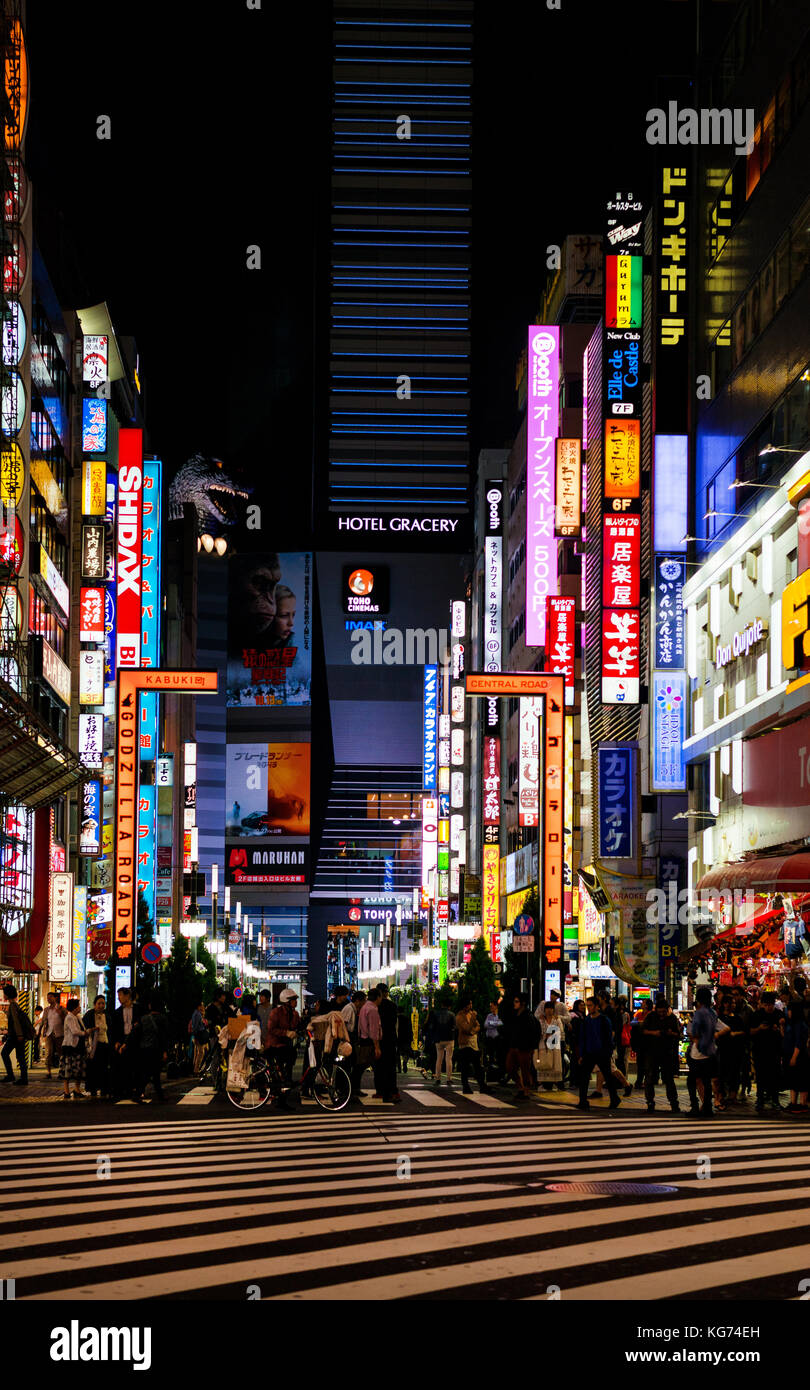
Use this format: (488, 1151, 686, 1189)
(376, 983, 400, 1103)
(576, 996, 620, 1110)
(504, 993, 539, 1101)
(641, 994, 682, 1112)
(1, 984, 34, 1085)
(109, 987, 143, 1100)
(136, 998, 169, 1103)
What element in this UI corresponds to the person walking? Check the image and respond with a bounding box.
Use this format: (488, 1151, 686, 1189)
(716, 992, 748, 1107)
(396, 1009, 412, 1074)
(266, 989, 300, 1085)
(631, 998, 653, 1090)
(429, 998, 457, 1087)
(190, 998, 209, 1075)
(640, 993, 682, 1113)
(536, 1001, 564, 1089)
(58, 999, 88, 1101)
(589, 995, 633, 1098)
(783, 1001, 810, 1114)
(576, 995, 621, 1110)
(136, 998, 169, 1103)
(685, 986, 729, 1117)
(375, 983, 401, 1103)
(504, 993, 539, 1101)
(205, 987, 229, 1094)
(354, 988, 381, 1096)
(455, 998, 490, 1095)
(1, 984, 35, 1085)
(83, 995, 110, 1099)
(42, 992, 65, 1080)
(110, 987, 142, 1100)
(33, 1005, 44, 1064)
(483, 1001, 505, 1078)
(750, 990, 784, 1112)
(568, 999, 586, 1091)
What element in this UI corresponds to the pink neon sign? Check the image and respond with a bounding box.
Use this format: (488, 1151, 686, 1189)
(525, 325, 559, 646)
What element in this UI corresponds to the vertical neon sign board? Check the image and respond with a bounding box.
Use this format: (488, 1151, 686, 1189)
(525, 325, 559, 647)
(422, 664, 438, 790)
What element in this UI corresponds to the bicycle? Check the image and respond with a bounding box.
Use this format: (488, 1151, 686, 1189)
(226, 1034, 352, 1113)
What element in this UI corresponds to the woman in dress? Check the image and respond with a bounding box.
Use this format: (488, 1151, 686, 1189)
(59, 999, 88, 1101)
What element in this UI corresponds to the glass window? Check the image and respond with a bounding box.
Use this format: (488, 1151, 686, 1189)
(774, 232, 791, 309)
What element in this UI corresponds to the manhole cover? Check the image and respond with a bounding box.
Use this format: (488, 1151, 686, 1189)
(544, 1181, 678, 1195)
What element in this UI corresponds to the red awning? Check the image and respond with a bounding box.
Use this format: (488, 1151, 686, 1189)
(697, 853, 810, 894)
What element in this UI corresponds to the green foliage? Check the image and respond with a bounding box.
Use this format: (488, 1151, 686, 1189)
(161, 933, 217, 1038)
(458, 937, 498, 1027)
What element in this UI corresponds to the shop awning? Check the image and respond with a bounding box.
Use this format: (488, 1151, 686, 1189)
(697, 853, 810, 894)
(675, 908, 786, 965)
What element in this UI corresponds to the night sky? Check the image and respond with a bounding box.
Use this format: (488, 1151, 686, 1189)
(26, 0, 706, 527)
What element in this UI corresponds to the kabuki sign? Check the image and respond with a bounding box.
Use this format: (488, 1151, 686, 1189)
(114, 669, 217, 986)
(525, 326, 559, 647)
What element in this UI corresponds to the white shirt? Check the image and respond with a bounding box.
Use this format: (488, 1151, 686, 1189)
(122, 1005, 133, 1036)
(63, 1013, 86, 1046)
(45, 1005, 64, 1038)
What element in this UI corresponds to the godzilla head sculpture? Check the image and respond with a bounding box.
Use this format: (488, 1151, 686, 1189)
(168, 454, 251, 535)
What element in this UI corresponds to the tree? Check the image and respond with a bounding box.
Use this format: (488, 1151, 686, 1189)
(501, 886, 541, 1010)
(135, 889, 156, 999)
(161, 933, 217, 1041)
(459, 938, 498, 1026)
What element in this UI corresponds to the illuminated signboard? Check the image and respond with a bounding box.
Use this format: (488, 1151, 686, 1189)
(81, 458, 106, 517)
(115, 429, 143, 668)
(34, 541, 69, 620)
(79, 650, 104, 705)
(82, 398, 107, 453)
(421, 795, 438, 895)
(543, 685, 564, 965)
(79, 586, 105, 643)
(544, 595, 576, 690)
(450, 727, 464, 765)
(482, 842, 499, 950)
(422, 664, 438, 790)
(71, 886, 87, 988)
(137, 782, 156, 921)
(79, 780, 102, 857)
(482, 735, 500, 826)
(602, 514, 641, 607)
(578, 876, 603, 945)
(653, 437, 688, 554)
(484, 536, 502, 671)
(654, 556, 686, 668)
(603, 419, 640, 498)
(601, 608, 640, 704)
(79, 712, 104, 769)
(605, 254, 642, 327)
(598, 743, 636, 859)
(342, 564, 390, 615)
(555, 439, 581, 536)
(525, 325, 559, 647)
(466, 671, 566, 698)
(82, 335, 108, 388)
(651, 671, 687, 791)
(564, 714, 574, 921)
(36, 637, 71, 705)
(518, 697, 541, 828)
(0, 443, 24, 505)
(48, 871, 74, 983)
(81, 524, 105, 580)
(138, 461, 162, 920)
(114, 669, 217, 983)
(605, 329, 642, 417)
(0, 509, 23, 574)
(451, 600, 466, 637)
(450, 771, 463, 808)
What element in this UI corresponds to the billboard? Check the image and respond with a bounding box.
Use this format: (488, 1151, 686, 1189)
(422, 664, 438, 790)
(227, 844, 309, 886)
(81, 459, 106, 517)
(602, 514, 641, 607)
(654, 556, 686, 669)
(544, 595, 576, 690)
(82, 335, 108, 387)
(603, 420, 640, 497)
(601, 608, 640, 704)
(525, 325, 560, 647)
(482, 843, 499, 950)
(651, 672, 687, 791)
(555, 438, 581, 536)
(598, 743, 637, 860)
(79, 586, 105, 643)
(226, 743, 311, 837)
(79, 780, 102, 857)
(226, 551, 312, 707)
(82, 398, 107, 453)
(48, 872, 74, 984)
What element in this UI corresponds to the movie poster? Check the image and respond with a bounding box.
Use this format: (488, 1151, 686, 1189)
(226, 743, 311, 837)
(226, 551, 311, 707)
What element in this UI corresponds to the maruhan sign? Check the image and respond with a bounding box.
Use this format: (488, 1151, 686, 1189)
(337, 515, 460, 533)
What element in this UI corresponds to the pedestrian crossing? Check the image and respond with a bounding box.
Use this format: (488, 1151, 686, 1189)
(2, 1109, 809, 1300)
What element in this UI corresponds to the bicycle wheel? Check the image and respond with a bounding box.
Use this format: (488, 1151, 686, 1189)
(226, 1061, 273, 1112)
(313, 1061, 351, 1112)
